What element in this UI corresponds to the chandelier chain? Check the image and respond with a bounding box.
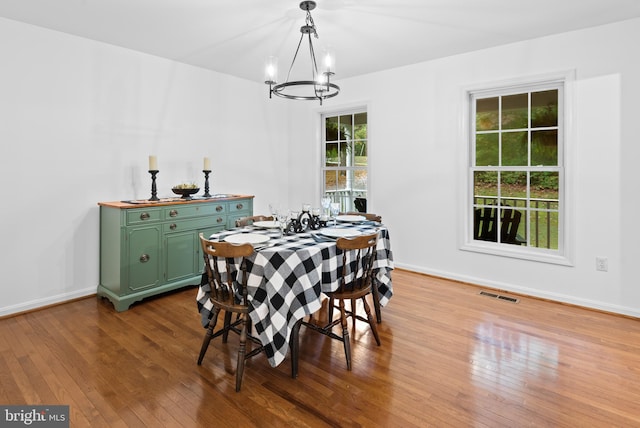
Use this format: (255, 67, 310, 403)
(306, 9, 318, 39)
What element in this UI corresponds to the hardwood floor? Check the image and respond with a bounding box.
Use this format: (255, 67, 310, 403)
(2, 269, 640, 427)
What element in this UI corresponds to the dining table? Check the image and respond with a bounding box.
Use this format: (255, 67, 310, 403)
(196, 219, 394, 368)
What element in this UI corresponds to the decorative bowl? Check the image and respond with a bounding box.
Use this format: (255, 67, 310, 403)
(172, 187, 200, 200)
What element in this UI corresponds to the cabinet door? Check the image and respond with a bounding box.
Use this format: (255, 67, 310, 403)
(126, 226, 161, 292)
(165, 231, 198, 282)
(227, 199, 252, 228)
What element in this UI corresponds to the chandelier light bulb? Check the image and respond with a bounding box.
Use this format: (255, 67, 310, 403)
(323, 48, 335, 74)
(264, 56, 278, 84)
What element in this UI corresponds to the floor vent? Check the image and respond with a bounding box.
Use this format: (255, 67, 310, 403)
(479, 291, 519, 303)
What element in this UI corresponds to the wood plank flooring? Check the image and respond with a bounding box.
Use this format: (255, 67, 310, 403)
(2, 269, 640, 427)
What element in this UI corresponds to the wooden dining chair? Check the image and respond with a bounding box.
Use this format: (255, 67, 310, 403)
(336, 211, 384, 323)
(300, 233, 381, 370)
(235, 215, 274, 227)
(340, 211, 382, 223)
(196, 233, 265, 392)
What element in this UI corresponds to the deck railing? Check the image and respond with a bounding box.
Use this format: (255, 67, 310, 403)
(326, 192, 558, 248)
(474, 196, 558, 249)
(325, 190, 366, 212)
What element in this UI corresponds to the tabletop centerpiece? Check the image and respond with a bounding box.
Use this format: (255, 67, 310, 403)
(172, 182, 200, 200)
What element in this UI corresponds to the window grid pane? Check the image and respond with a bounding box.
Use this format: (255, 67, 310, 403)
(471, 85, 561, 251)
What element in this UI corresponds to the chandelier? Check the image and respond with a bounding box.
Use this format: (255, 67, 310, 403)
(264, 1, 340, 105)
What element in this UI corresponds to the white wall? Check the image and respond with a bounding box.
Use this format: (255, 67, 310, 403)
(287, 18, 640, 317)
(2, 16, 639, 318)
(0, 17, 288, 315)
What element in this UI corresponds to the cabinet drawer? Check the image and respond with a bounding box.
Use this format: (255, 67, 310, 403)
(162, 203, 222, 220)
(163, 216, 225, 233)
(229, 199, 252, 214)
(126, 208, 162, 225)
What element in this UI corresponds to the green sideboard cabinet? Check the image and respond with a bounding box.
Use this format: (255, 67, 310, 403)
(98, 195, 253, 311)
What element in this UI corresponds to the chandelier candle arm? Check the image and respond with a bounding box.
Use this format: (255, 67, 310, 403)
(264, 0, 339, 105)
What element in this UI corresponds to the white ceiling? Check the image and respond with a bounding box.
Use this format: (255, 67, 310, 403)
(1, 0, 640, 83)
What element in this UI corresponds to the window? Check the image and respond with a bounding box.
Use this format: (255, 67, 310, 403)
(469, 80, 565, 258)
(322, 109, 368, 212)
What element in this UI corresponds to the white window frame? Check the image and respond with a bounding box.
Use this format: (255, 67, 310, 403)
(320, 107, 369, 212)
(460, 71, 575, 266)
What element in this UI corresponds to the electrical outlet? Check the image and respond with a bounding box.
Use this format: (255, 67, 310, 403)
(596, 257, 608, 272)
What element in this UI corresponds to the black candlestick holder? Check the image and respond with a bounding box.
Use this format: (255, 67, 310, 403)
(202, 170, 211, 198)
(297, 210, 312, 231)
(308, 214, 322, 230)
(285, 219, 300, 235)
(148, 170, 159, 201)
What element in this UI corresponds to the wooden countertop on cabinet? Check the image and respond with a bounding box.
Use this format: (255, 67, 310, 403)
(98, 194, 254, 209)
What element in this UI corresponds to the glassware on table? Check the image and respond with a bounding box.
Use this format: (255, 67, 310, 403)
(302, 203, 311, 213)
(330, 202, 340, 226)
(275, 210, 288, 238)
(269, 203, 278, 218)
(321, 197, 331, 219)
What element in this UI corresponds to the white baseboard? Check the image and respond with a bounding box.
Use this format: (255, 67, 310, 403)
(395, 262, 640, 319)
(0, 287, 97, 318)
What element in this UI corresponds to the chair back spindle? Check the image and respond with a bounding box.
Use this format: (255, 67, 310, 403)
(201, 237, 252, 307)
(474, 206, 524, 245)
(336, 233, 378, 294)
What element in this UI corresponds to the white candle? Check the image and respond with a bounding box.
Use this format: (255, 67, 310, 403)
(203, 157, 211, 171)
(148, 155, 158, 170)
(264, 56, 278, 83)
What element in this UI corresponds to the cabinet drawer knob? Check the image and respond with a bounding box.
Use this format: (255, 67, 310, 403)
(236, 203, 243, 210)
(170, 223, 177, 230)
(169, 209, 178, 217)
(216, 205, 223, 212)
(140, 212, 150, 220)
(216, 217, 223, 223)
(139, 254, 150, 263)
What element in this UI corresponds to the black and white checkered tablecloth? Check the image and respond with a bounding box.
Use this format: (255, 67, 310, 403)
(196, 222, 394, 367)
